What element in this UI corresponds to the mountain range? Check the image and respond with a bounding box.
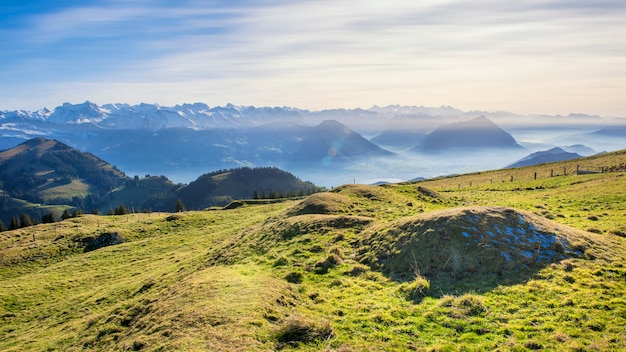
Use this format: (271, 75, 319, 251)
(2, 101, 625, 186)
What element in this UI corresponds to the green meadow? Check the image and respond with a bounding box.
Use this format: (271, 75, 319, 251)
(1, 150, 626, 351)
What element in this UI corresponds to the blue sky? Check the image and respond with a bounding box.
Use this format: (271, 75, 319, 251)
(1, 0, 625, 116)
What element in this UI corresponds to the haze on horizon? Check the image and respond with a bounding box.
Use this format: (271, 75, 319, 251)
(1, 1, 626, 117)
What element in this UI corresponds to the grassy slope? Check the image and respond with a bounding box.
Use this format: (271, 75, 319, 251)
(0, 151, 625, 351)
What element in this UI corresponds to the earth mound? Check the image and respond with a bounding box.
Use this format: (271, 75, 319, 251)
(357, 206, 608, 284)
(331, 184, 395, 202)
(287, 192, 353, 216)
(265, 214, 374, 240)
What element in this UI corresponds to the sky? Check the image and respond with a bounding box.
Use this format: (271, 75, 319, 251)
(1, 0, 625, 116)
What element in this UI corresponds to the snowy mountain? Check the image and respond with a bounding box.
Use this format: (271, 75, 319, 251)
(0, 101, 309, 132)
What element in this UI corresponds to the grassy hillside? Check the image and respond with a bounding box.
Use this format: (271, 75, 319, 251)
(1, 151, 626, 351)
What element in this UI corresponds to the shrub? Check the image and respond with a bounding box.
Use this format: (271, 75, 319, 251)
(274, 315, 333, 345)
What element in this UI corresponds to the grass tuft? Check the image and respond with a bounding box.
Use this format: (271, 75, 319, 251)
(274, 315, 333, 346)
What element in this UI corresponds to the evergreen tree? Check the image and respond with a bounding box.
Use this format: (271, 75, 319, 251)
(72, 209, 83, 218)
(114, 204, 129, 215)
(253, 190, 260, 200)
(61, 209, 72, 220)
(9, 215, 20, 230)
(176, 199, 186, 212)
(20, 213, 34, 227)
(0, 220, 6, 232)
(41, 212, 56, 224)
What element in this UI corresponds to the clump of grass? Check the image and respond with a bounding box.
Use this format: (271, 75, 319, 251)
(314, 253, 343, 274)
(397, 275, 431, 302)
(434, 294, 488, 319)
(284, 271, 303, 284)
(609, 227, 626, 237)
(273, 256, 290, 267)
(274, 315, 333, 346)
(345, 263, 370, 277)
(165, 214, 183, 222)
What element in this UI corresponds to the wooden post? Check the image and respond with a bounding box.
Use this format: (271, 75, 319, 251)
(550, 169, 554, 177)
(510, 176, 514, 182)
(563, 166, 567, 176)
(534, 172, 537, 180)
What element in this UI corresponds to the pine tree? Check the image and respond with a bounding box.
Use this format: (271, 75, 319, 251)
(61, 209, 72, 220)
(176, 199, 186, 212)
(20, 213, 34, 227)
(0, 220, 6, 232)
(253, 190, 260, 200)
(41, 212, 56, 224)
(9, 215, 20, 230)
(114, 204, 129, 215)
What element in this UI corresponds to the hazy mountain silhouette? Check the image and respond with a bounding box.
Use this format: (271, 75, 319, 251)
(507, 147, 582, 168)
(416, 116, 523, 152)
(288, 120, 393, 167)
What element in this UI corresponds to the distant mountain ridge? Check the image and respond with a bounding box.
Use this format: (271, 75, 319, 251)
(507, 147, 582, 168)
(1, 101, 470, 131)
(416, 116, 524, 152)
(288, 120, 393, 167)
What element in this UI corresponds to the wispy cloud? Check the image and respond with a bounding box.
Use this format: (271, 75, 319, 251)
(1, 0, 625, 115)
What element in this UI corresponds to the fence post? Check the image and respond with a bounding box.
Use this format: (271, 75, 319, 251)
(534, 172, 537, 180)
(563, 166, 567, 176)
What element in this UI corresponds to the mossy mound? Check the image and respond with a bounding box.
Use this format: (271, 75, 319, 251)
(264, 214, 374, 240)
(332, 184, 397, 202)
(287, 192, 353, 216)
(358, 206, 613, 285)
